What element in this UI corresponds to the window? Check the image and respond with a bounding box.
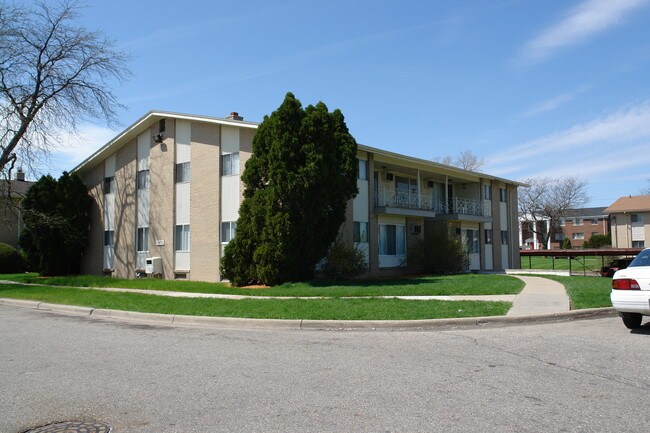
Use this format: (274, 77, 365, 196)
(631, 214, 639, 223)
(632, 240, 645, 248)
(484, 229, 493, 244)
(499, 188, 507, 202)
(174, 224, 190, 251)
(175, 162, 190, 183)
(103, 230, 114, 246)
(559, 218, 565, 227)
(574, 218, 583, 226)
(591, 218, 598, 225)
(221, 221, 237, 243)
(137, 169, 150, 190)
(104, 176, 115, 194)
(221, 152, 240, 176)
(136, 227, 149, 252)
(379, 224, 406, 255)
(501, 230, 508, 245)
(555, 233, 565, 241)
(483, 185, 492, 200)
(159, 118, 166, 133)
(572, 232, 584, 240)
(353, 222, 368, 243)
(357, 159, 368, 180)
(591, 232, 599, 237)
(466, 229, 479, 253)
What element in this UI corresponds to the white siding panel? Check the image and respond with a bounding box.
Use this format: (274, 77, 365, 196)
(221, 175, 240, 221)
(484, 222, 493, 270)
(137, 132, 150, 170)
(221, 126, 240, 153)
(103, 246, 114, 269)
(104, 198, 115, 230)
(175, 120, 191, 162)
(137, 189, 149, 226)
(500, 202, 508, 227)
(175, 183, 190, 224)
(353, 180, 369, 222)
(175, 251, 190, 271)
(136, 252, 147, 270)
(501, 245, 509, 269)
(104, 154, 116, 176)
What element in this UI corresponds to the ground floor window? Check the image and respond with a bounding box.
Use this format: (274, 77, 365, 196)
(353, 222, 368, 243)
(632, 240, 645, 248)
(466, 229, 479, 253)
(137, 227, 149, 252)
(572, 232, 584, 240)
(221, 221, 237, 243)
(103, 230, 114, 246)
(175, 224, 190, 251)
(379, 224, 406, 255)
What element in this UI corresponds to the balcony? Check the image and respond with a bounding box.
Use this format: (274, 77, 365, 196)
(375, 187, 488, 220)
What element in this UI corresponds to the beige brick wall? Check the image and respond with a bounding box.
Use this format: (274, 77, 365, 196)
(490, 181, 502, 270)
(190, 122, 221, 281)
(149, 120, 175, 279)
(80, 162, 105, 275)
(113, 139, 137, 278)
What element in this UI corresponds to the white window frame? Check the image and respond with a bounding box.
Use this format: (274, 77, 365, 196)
(104, 176, 115, 194)
(174, 224, 190, 251)
(137, 169, 150, 190)
(357, 159, 368, 180)
(103, 230, 115, 246)
(136, 227, 149, 252)
(175, 162, 190, 183)
(222, 152, 240, 176)
(379, 224, 406, 256)
(221, 221, 237, 244)
(353, 222, 368, 243)
(572, 232, 585, 240)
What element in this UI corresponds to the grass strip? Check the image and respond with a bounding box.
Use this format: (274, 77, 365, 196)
(540, 275, 612, 309)
(0, 284, 511, 320)
(0, 273, 524, 297)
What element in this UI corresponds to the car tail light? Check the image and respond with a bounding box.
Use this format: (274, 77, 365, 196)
(612, 279, 641, 290)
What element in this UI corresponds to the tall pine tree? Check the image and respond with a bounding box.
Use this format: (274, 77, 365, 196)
(222, 93, 358, 286)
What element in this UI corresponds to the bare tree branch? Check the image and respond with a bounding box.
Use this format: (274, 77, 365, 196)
(519, 176, 590, 248)
(0, 0, 131, 178)
(433, 150, 485, 171)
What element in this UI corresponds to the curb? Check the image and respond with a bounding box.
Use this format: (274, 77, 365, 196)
(0, 297, 618, 331)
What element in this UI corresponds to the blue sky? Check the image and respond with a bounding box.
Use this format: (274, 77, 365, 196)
(41, 0, 650, 208)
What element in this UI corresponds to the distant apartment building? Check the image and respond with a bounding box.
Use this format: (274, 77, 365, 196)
(0, 169, 34, 248)
(606, 196, 650, 249)
(73, 110, 523, 281)
(519, 207, 609, 249)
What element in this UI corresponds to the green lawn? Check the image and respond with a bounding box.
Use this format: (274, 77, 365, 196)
(0, 273, 524, 297)
(0, 284, 511, 320)
(521, 255, 608, 272)
(541, 275, 612, 309)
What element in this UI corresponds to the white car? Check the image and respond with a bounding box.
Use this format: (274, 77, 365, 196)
(611, 248, 650, 329)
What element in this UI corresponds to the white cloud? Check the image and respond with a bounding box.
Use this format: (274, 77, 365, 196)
(55, 123, 117, 165)
(520, 85, 590, 118)
(515, 0, 649, 66)
(488, 101, 650, 173)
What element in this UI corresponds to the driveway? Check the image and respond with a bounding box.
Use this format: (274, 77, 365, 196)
(1, 306, 648, 432)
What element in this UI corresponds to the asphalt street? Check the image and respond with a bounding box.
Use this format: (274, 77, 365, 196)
(1, 306, 648, 433)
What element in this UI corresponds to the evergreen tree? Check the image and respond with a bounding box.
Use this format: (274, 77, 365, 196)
(19, 172, 92, 275)
(222, 93, 358, 286)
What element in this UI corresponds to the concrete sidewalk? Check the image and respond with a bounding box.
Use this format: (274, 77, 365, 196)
(506, 275, 570, 316)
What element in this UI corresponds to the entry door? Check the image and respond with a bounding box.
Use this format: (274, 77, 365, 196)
(462, 228, 480, 270)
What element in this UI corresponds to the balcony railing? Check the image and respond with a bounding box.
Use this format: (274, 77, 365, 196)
(375, 187, 486, 217)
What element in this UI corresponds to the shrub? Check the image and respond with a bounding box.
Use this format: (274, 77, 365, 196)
(408, 226, 468, 274)
(322, 238, 368, 280)
(0, 242, 26, 273)
(582, 234, 611, 249)
(561, 238, 572, 249)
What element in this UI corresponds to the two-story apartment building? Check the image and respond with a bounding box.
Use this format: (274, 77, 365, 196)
(73, 110, 523, 281)
(606, 195, 650, 249)
(519, 207, 609, 249)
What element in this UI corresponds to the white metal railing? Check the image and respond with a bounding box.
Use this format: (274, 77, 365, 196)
(435, 197, 484, 216)
(376, 188, 433, 211)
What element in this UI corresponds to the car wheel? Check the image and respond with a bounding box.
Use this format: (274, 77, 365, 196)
(620, 312, 643, 329)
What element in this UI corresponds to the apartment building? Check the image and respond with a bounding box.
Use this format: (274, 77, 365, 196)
(606, 195, 650, 249)
(73, 110, 522, 281)
(519, 207, 609, 250)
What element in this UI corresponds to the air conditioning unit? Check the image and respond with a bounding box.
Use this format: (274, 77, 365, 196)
(145, 257, 162, 275)
(386, 173, 394, 181)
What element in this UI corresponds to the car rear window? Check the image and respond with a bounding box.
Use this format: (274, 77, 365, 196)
(629, 250, 650, 267)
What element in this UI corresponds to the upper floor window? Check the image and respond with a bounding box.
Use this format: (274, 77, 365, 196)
(574, 218, 583, 226)
(559, 218, 565, 226)
(501, 230, 508, 245)
(357, 159, 368, 180)
(175, 162, 190, 183)
(591, 218, 598, 225)
(222, 152, 240, 176)
(484, 229, 493, 244)
(632, 240, 645, 248)
(483, 185, 492, 200)
(104, 176, 115, 194)
(137, 169, 150, 190)
(631, 214, 640, 223)
(499, 188, 507, 202)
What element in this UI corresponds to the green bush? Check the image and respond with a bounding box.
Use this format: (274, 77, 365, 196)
(322, 238, 368, 280)
(561, 238, 572, 249)
(582, 233, 611, 249)
(0, 243, 26, 273)
(408, 226, 468, 274)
